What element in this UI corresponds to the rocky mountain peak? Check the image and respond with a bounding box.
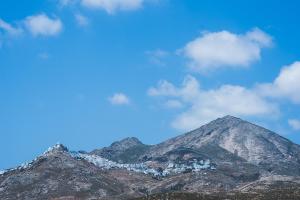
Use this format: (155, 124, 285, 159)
(219, 115, 243, 122)
(184, 115, 300, 167)
(44, 143, 69, 155)
(144, 115, 300, 171)
(90, 137, 149, 163)
(110, 137, 143, 151)
(204, 115, 244, 129)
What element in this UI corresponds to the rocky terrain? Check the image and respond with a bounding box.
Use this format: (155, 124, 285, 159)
(1, 115, 300, 200)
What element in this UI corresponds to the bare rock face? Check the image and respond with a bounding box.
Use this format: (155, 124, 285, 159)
(144, 116, 300, 176)
(0, 144, 132, 200)
(91, 137, 150, 163)
(1, 116, 300, 200)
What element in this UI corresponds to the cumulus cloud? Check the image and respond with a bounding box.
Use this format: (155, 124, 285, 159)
(108, 93, 130, 105)
(81, 0, 143, 14)
(148, 80, 178, 96)
(75, 14, 89, 26)
(258, 62, 300, 104)
(288, 119, 300, 131)
(149, 76, 278, 131)
(25, 14, 63, 36)
(181, 28, 272, 72)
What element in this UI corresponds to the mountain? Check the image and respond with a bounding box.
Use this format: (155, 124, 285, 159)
(143, 116, 300, 176)
(91, 137, 151, 163)
(1, 116, 300, 200)
(0, 144, 135, 200)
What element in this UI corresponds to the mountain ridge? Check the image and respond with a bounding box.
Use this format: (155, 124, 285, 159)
(1, 115, 300, 200)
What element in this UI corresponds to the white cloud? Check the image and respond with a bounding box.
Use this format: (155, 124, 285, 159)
(258, 62, 300, 104)
(148, 80, 178, 96)
(288, 119, 300, 131)
(75, 14, 89, 26)
(181, 28, 272, 72)
(81, 0, 144, 14)
(0, 19, 22, 35)
(0, 19, 22, 48)
(109, 93, 130, 105)
(149, 75, 278, 131)
(25, 14, 63, 36)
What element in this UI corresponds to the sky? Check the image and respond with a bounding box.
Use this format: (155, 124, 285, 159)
(1, 0, 300, 169)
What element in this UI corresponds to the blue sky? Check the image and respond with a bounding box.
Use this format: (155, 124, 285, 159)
(1, 0, 300, 169)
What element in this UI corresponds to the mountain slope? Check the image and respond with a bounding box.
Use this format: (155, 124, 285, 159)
(0, 144, 137, 200)
(91, 137, 151, 163)
(143, 116, 300, 176)
(1, 116, 300, 200)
